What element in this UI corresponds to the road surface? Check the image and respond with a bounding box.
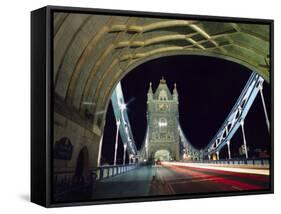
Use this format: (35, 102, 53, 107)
(92, 163, 270, 199)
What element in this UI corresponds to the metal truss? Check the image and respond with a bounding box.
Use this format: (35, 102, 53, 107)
(111, 82, 137, 157)
(204, 72, 265, 157)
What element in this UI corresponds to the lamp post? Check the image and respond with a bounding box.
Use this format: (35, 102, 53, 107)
(259, 82, 270, 132)
(227, 140, 231, 159)
(114, 119, 120, 166)
(123, 143, 127, 165)
(241, 120, 248, 159)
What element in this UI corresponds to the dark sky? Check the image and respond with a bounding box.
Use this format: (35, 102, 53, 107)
(101, 55, 270, 164)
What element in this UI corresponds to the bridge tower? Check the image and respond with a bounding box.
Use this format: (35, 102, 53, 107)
(146, 77, 180, 161)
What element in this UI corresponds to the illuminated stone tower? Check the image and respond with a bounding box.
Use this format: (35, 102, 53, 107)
(146, 77, 180, 161)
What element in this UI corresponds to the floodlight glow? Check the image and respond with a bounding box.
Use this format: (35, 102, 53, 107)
(120, 103, 126, 111)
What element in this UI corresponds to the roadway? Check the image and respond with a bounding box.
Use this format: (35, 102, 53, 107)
(92, 163, 270, 199)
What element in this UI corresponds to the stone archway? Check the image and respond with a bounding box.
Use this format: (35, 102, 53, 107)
(101, 51, 258, 117)
(154, 149, 171, 161)
(74, 146, 89, 184)
(97, 54, 256, 166)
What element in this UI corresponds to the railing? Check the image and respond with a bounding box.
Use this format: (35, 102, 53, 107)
(53, 170, 96, 201)
(95, 163, 139, 180)
(53, 163, 139, 201)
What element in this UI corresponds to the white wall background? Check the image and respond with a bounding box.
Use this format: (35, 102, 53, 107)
(0, 0, 279, 212)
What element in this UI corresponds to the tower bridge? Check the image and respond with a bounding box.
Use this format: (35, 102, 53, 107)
(87, 72, 269, 200)
(52, 14, 271, 201)
(108, 73, 269, 165)
(54, 72, 270, 202)
(111, 73, 269, 164)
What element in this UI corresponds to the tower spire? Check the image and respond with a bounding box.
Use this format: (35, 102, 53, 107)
(173, 82, 178, 102)
(173, 83, 178, 94)
(147, 81, 153, 101)
(148, 81, 153, 93)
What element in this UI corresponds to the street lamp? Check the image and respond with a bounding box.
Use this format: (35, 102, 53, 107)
(240, 120, 248, 159)
(123, 143, 127, 165)
(114, 119, 121, 166)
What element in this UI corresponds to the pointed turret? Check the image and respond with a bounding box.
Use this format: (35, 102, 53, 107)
(148, 82, 153, 93)
(173, 83, 178, 94)
(147, 82, 153, 101)
(173, 83, 178, 102)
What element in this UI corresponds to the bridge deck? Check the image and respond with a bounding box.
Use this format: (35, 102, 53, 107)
(55, 163, 270, 202)
(93, 165, 155, 199)
(91, 163, 270, 199)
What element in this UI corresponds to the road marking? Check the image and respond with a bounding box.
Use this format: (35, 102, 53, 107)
(231, 186, 243, 191)
(155, 166, 175, 194)
(168, 178, 217, 185)
(166, 183, 176, 194)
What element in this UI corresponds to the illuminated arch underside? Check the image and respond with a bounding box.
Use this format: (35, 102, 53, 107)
(53, 13, 270, 133)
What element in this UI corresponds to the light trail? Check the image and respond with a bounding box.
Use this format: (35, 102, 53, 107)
(161, 162, 270, 175)
(161, 164, 268, 191)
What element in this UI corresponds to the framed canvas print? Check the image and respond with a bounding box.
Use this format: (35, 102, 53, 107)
(31, 5, 274, 207)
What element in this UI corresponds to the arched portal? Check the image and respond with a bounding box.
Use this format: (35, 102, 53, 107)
(101, 54, 270, 164)
(154, 150, 171, 161)
(74, 146, 89, 184)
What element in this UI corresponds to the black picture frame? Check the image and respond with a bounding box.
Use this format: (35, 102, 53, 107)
(31, 5, 274, 208)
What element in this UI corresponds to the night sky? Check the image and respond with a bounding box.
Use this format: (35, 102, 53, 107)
(101, 55, 270, 164)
